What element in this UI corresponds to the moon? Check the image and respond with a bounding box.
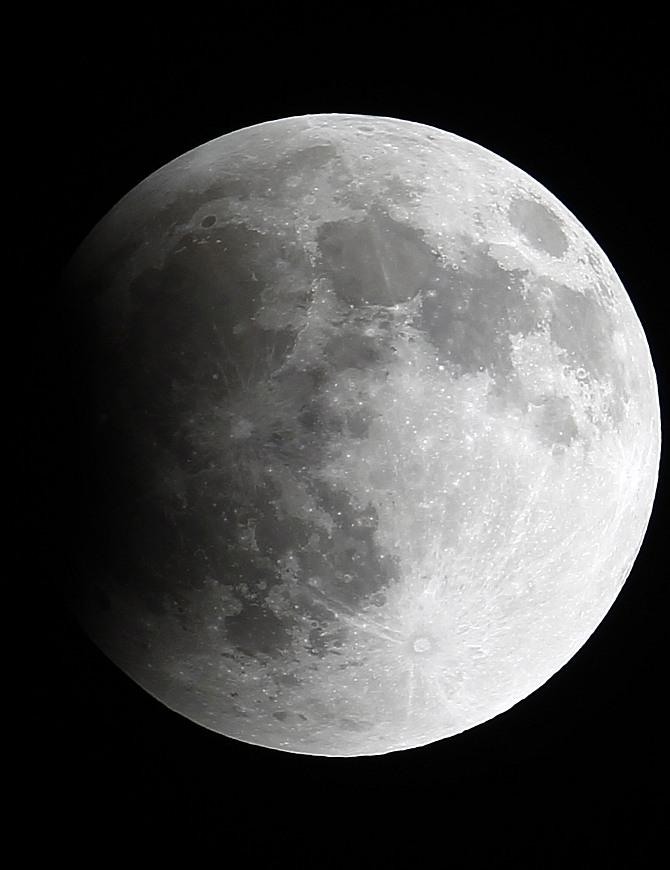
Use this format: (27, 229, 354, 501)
(66, 114, 660, 756)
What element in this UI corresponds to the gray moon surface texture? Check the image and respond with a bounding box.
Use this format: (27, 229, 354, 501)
(67, 114, 661, 756)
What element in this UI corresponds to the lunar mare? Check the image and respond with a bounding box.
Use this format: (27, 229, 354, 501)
(66, 114, 660, 756)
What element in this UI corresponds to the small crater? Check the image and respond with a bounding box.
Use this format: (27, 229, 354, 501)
(201, 215, 217, 228)
(412, 636, 432, 654)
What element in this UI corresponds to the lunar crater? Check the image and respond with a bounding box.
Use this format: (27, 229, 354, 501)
(508, 196, 569, 258)
(411, 636, 433, 654)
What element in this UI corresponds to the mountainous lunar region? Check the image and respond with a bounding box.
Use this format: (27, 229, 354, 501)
(66, 114, 660, 756)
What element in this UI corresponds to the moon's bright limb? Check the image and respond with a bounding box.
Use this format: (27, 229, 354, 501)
(66, 114, 661, 756)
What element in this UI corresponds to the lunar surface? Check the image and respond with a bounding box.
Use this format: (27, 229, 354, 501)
(66, 114, 660, 756)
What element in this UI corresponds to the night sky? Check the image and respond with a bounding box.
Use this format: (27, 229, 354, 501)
(18, 9, 665, 864)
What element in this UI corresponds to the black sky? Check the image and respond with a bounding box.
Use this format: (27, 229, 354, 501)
(19, 10, 665, 864)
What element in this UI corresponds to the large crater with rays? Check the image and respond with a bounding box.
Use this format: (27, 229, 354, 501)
(65, 114, 660, 756)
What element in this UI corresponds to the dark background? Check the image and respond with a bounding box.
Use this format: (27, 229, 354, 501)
(19, 9, 665, 864)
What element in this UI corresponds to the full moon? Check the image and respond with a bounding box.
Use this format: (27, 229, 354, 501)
(66, 114, 660, 756)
